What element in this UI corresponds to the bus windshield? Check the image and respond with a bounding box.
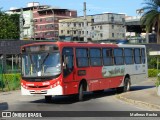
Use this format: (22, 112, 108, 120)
(22, 52, 61, 77)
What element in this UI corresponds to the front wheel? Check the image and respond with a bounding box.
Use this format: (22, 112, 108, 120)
(45, 96, 52, 103)
(123, 78, 131, 92)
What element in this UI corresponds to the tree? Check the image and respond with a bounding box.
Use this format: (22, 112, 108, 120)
(140, 0, 160, 44)
(0, 10, 20, 40)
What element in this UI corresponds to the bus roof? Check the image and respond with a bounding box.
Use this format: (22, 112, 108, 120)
(21, 41, 146, 49)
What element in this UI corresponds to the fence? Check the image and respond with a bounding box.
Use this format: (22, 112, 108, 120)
(0, 62, 21, 92)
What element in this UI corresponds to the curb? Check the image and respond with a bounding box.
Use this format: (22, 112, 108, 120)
(116, 94, 160, 111)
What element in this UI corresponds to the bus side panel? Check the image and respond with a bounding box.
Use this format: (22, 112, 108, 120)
(124, 64, 148, 85)
(63, 82, 79, 95)
(109, 76, 123, 88)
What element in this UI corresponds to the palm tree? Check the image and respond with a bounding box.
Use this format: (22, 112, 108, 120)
(141, 0, 160, 44)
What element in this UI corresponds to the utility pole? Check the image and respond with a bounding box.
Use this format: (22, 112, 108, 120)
(83, 2, 87, 42)
(19, 8, 24, 40)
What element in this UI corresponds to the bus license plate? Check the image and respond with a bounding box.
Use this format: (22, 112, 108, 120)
(35, 90, 41, 93)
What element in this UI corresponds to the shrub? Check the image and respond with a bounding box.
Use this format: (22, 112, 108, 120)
(0, 73, 21, 91)
(148, 69, 160, 77)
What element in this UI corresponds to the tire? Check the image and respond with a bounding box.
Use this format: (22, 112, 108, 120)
(78, 84, 84, 101)
(45, 96, 52, 103)
(123, 78, 131, 92)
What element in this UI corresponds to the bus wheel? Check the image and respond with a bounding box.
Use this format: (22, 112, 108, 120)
(123, 78, 131, 92)
(78, 84, 84, 101)
(45, 96, 52, 103)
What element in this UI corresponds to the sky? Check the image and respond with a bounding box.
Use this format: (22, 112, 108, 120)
(0, 0, 145, 16)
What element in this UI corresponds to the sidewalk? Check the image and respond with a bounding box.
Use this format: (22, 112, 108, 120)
(117, 78, 160, 111)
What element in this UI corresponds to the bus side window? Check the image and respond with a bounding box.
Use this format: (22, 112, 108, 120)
(141, 48, 146, 64)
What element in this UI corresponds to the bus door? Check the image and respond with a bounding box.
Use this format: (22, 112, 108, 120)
(62, 47, 74, 82)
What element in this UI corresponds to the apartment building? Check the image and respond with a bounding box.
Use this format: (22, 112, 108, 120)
(59, 13, 125, 42)
(8, 2, 77, 40)
(59, 16, 92, 41)
(33, 7, 77, 40)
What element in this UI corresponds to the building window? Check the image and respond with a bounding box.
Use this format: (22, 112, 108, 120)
(87, 31, 88, 34)
(112, 33, 114, 38)
(79, 23, 81, 27)
(100, 26, 102, 30)
(92, 26, 94, 30)
(74, 31, 76, 34)
(61, 30, 63, 34)
(74, 23, 76, 27)
(82, 31, 84, 34)
(123, 33, 125, 37)
(67, 30, 70, 34)
(112, 25, 114, 29)
(40, 18, 42, 22)
(111, 16, 114, 22)
(82, 23, 84, 27)
(54, 17, 58, 21)
(100, 33, 103, 37)
(122, 18, 125, 22)
(55, 24, 58, 28)
(79, 31, 81, 35)
(91, 18, 94, 23)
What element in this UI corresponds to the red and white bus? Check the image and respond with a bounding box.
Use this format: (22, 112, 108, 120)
(21, 41, 148, 102)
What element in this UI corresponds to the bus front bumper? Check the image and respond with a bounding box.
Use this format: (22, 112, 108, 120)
(21, 85, 63, 95)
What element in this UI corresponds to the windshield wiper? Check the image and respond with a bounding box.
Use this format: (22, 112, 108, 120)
(41, 53, 49, 66)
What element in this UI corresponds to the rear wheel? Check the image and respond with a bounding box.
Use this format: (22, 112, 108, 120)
(123, 78, 131, 92)
(45, 96, 52, 103)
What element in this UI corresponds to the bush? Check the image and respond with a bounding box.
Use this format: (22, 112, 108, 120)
(0, 73, 21, 91)
(148, 69, 160, 77)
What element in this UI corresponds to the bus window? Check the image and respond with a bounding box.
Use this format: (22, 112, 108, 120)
(103, 48, 113, 66)
(90, 48, 102, 66)
(62, 48, 74, 77)
(134, 48, 141, 64)
(141, 48, 146, 64)
(114, 48, 124, 65)
(124, 48, 133, 65)
(76, 48, 89, 67)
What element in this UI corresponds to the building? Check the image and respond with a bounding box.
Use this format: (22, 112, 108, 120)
(8, 2, 77, 40)
(59, 16, 93, 41)
(33, 7, 77, 40)
(91, 13, 125, 42)
(59, 13, 125, 42)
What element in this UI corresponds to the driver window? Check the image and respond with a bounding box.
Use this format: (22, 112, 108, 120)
(62, 48, 74, 77)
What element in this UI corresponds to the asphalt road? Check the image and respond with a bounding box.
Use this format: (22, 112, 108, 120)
(0, 78, 159, 120)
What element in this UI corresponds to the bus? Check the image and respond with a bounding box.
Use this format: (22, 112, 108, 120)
(21, 41, 148, 102)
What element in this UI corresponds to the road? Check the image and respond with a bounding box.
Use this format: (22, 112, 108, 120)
(0, 79, 159, 120)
